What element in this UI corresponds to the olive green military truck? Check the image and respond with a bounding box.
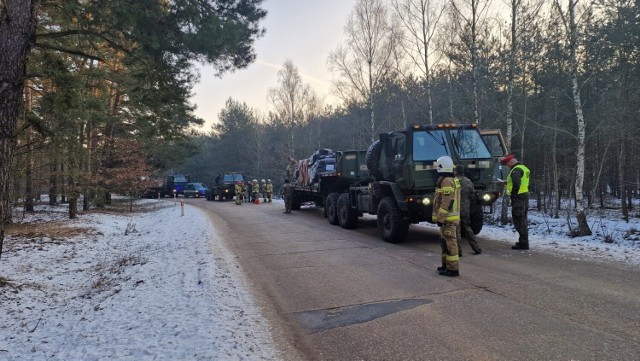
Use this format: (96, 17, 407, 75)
(290, 123, 500, 243)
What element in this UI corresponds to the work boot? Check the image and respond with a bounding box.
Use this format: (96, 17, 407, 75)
(437, 265, 447, 272)
(473, 249, 482, 255)
(511, 243, 529, 250)
(438, 269, 459, 277)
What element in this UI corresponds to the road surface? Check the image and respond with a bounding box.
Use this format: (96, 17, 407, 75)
(191, 198, 640, 361)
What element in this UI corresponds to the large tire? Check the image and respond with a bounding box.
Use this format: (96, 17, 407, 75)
(470, 200, 483, 235)
(366, 140, 383, 180)
(292, 196, 302, 210)
(338, 193, 358, 229)
(326, 193, 340, 225)
(377, 196, 409, 243)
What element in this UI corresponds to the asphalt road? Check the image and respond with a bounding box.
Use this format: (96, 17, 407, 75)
(191, 198, 640, 361)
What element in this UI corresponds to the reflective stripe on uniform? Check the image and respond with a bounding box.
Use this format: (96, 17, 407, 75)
(446, 254, 460, 262)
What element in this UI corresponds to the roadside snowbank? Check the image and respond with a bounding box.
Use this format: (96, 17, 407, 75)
(1, 199, 280, 360)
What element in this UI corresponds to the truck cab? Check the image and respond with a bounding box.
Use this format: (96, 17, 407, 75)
(359, 123, 500, 242)
(208, 172, 246, 201)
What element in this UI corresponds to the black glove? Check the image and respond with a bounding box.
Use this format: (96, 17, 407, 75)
(436, 221, 444, 227)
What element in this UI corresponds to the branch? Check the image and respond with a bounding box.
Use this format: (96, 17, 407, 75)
(37, 29, 133, 56)
(34, 43, 105, 62)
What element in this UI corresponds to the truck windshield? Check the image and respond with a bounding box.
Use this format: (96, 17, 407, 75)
(450, 129, 492, 159)
(412, 130, 449, 161)
(223, 174, 244, 182)
(173, 175, 189, 183)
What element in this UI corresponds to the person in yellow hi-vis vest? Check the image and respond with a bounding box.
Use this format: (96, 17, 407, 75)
(500, 154, 531, 250)
(432, 156, 461, 277)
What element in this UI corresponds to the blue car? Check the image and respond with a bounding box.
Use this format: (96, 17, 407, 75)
(183, 182, 209, 198)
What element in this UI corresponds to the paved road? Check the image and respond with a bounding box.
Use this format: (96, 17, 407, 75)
(192, 199, 640, 361)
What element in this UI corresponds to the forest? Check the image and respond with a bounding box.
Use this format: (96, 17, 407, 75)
(0, 0, 638, 253)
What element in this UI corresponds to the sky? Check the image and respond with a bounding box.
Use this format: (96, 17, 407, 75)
(190, 0, 356, 131)
(2, 195, 640, 359)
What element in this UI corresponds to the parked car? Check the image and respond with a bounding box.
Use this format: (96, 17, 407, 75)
(183, 182, 209, 198)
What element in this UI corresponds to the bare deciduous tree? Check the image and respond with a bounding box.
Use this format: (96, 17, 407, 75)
(449, 0, 491, 125)
(554, 0, 592, 236)
(328, 0, 401, 141)
(392, 0, 447, 124)
(268, 60, 314, 156)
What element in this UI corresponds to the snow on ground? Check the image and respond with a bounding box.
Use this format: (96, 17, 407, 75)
(475, 198, 640, 266)
(1, 198, 281, 361)
(1, 195, 639, 360)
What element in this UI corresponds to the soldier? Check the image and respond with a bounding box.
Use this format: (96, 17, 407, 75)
(246, 180, 253, 203)
(500, 154, 531, 250)
(265, 179, 273, 203)
(281, 179, 294, 214)
(455, 165, 482, 255)
(286, 156, 297, 181)
(432, 156, 461, 277)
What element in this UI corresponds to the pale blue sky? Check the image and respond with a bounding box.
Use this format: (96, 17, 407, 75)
(191, 0, 356, 130)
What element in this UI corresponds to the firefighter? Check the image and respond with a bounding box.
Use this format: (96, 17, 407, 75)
(252, 179, 260, 204)
(281, 179, 294, 213)
(261, 179, 267, 203)
(501, 154, 530, 250)
(455, 165, 482, 255)
(432, 156, 461, 277)
(265, 179, 273, 203)
(234, 181, 243, 205)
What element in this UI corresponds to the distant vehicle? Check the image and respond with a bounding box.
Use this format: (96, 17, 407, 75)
(207, 172, 246, 201)
(142, 174, 191, 198)
(183, 182, 209, 198)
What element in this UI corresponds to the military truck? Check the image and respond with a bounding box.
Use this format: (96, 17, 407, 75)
(290, 123, 500, 243)
(207, 172, 246, 201)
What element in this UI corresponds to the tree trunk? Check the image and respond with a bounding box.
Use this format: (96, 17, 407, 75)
(619, 140, 628, 222)
(0, 0, 39, 260)
(552, 97, 560, 218)
(568, 0, 591, 236)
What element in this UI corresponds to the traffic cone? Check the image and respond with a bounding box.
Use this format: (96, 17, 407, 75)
(254, 198, 260, 204)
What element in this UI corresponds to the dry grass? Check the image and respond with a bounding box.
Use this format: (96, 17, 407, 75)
(6, 221, 93, 240)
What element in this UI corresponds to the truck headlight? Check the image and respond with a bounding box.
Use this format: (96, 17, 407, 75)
(482, 193, 493, 202)
(422, 197, 431, 206)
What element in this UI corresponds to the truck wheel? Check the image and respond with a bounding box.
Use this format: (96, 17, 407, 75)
(377, 196, 409, 243)
(326, 193, 340, 225)
(338, 193, 358, 229)
(470, 200, 483, 235)
(217, 192, 224, 201)
(365, 140, 383, 180)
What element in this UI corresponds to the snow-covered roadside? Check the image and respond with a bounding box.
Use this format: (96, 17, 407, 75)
(0, 199, 281, 361)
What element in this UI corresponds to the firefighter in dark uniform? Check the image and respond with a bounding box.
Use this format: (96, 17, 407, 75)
(432, 156, 461, 277)
(455, 165, 482, 255)
(501, 154, 530, 250)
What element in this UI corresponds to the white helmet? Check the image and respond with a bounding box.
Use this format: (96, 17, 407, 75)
(261, 179, 266, 183)
(267, 179, 271, 183)
(436, 156, 454, 173)
(253, 179, 257, 183)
